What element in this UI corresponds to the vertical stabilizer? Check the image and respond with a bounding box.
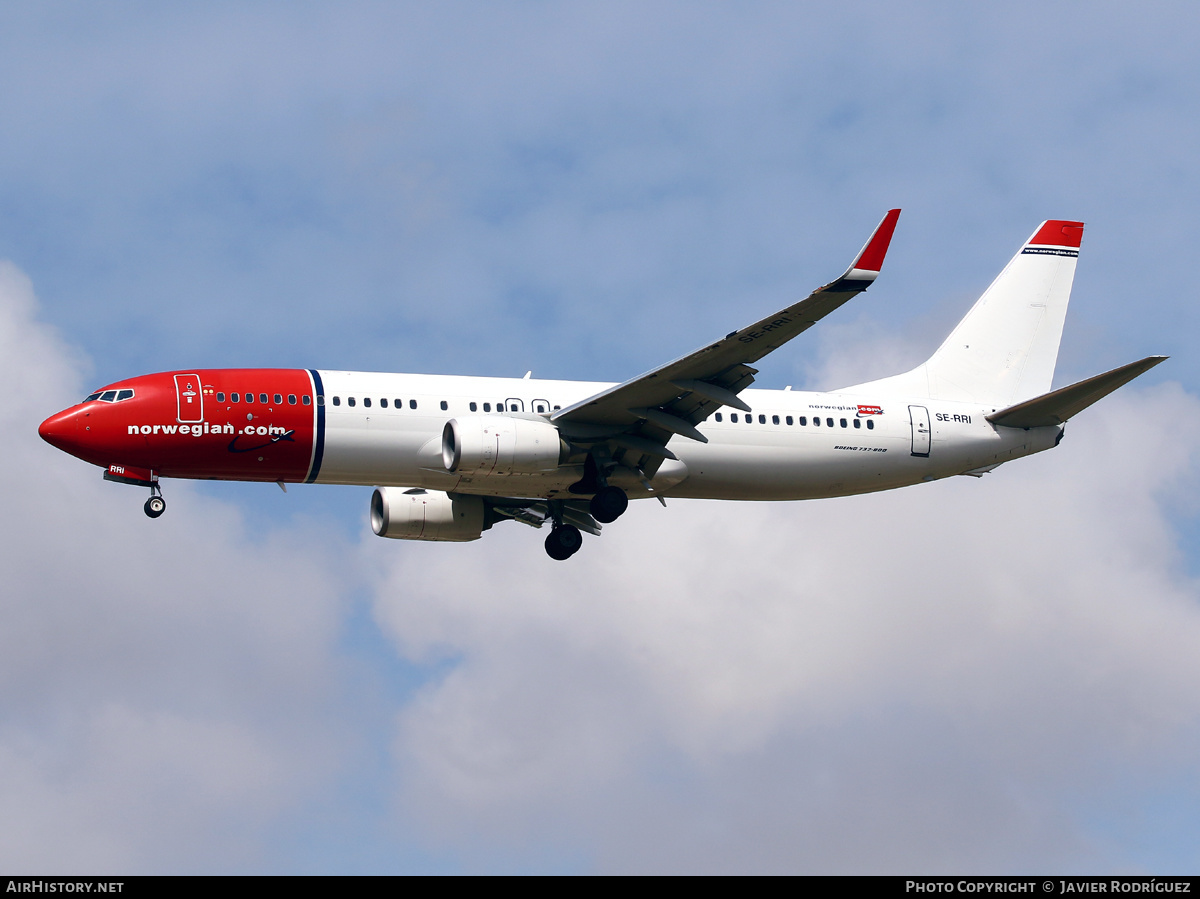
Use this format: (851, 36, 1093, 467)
(844, 220, 1083, 406)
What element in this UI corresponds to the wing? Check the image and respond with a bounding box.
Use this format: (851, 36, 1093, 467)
(551, 209, 901, 468)
(487, 497, 602, 535)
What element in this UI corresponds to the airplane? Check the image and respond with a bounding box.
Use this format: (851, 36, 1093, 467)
(38, 210, 1166, 560)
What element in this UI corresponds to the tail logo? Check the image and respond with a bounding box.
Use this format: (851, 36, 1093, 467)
(1021, 246, 1079, 258)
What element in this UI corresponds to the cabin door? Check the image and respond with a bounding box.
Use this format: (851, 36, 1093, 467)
(909, 405, 931, 457)
(175, 374, 204, 423)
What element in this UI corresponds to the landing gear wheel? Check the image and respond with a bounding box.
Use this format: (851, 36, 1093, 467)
(144, 495, 166, 519)
(544, 524, 583, 560)
(589, 485, 628, 524)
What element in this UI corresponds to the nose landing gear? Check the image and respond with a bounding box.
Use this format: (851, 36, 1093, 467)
(103, 465, 166, 519)
(143, 484, 166, 519)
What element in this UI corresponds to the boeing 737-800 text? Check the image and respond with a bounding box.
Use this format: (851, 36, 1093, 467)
(39, 211, 1165, 559)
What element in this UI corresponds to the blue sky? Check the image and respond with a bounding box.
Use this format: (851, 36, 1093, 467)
(3, 1, 1200, 873)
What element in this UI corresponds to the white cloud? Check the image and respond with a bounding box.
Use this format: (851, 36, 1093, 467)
(3, 2, 1200, 872)
(371, 360, 1200, 872)
(0, 263, 357, 872)
(6, 244, 1199, 872)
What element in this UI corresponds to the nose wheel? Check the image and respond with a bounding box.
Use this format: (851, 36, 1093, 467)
(545, 524, 583, 560)
(144, 485, 166, 519)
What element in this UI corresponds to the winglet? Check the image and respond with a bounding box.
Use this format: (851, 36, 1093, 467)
(829, 208, 901, 291)
(853, 208, 902, 272)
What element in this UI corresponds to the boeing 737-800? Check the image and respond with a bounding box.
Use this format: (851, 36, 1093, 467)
(39, 211, 1165, 559)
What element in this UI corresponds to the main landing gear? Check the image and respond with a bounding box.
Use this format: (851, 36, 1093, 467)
(589, 485, 628, 524)
(570, 454, 631, 524)
(144, 484, 166, 519)
(551, 453, 635, 559)
(543, 485, 630, 561)
(545, 524, 583, 561)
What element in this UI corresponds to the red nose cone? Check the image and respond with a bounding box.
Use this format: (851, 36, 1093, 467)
(39, 409, 79, 453)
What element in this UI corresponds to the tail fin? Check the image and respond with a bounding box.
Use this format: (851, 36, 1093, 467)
(846, 220, 1084, 406)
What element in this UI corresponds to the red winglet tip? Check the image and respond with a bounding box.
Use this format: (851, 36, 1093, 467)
(854, 208, 901, 273)
(1030, 220, 1084, 249)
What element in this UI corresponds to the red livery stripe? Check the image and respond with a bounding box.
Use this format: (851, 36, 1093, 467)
(1029, 220, 1084, 249)
(853, 208, 901, 273)
(41, 369, 318, 483)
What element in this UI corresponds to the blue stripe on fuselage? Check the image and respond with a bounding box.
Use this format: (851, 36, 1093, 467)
(306, 369, 326, 483)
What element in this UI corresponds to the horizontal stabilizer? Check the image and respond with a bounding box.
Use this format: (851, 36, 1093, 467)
(987, 356, 1167, 429)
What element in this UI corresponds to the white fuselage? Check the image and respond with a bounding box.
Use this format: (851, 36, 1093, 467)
(314, 371, 1060, 501)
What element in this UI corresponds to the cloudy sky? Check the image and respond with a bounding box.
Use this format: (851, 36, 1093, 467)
(2, 1, 1199, 874)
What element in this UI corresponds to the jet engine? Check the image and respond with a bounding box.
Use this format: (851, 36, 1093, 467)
(441, 416, 564, 476)
(371, 487, 485, 542)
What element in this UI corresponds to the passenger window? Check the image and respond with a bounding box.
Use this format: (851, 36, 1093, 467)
(216, 392, 225, 402)
(394, 399, 402, 408)
(772, 415, 779, 425)
(363, 397, 371, 408)
(288, 394, 296, 405)
(534, 402, 547, 413)
(827, 418, 834, 427)
(840, 419, 847, 428)
(303, 396, 312, 405)
(553, 405, 561, 410)
(799, 416, 807, 426)
(260, 394, 269, 404)
(348, 397, 356, 407)
(332, 396, 341, 406)
(483, 402, 491, 412)
(117, 389, 134, 401)
(316, 396, 324, 406)
(245, 393, 254, 403)
(440, 400, 448, 411)
(100, 390, 117, 401)
(409, 400, 417, 409)
(758, 415, 766, 424)
(746, 416, 753, 424)
(380, 398, 388, 408)
(853, 419, 860, 429)
(731, 413, 738, 423)
(715, 413, 723, 422)
(813, 416, 820, 426)
(786, 416, 793, 425)
(867, 420, 874, 430)
(231, 393, 240, 403)
(273, 394, 282, 405)
(470, 402, 478, 412)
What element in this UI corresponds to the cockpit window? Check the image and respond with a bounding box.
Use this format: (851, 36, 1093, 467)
(86, 388, 136, 403)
